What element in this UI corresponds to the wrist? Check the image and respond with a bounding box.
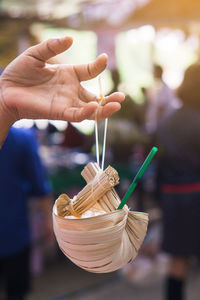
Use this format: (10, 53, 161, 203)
(0, 83, 16, 147)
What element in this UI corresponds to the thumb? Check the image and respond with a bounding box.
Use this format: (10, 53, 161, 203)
(26, 36, 73, 62)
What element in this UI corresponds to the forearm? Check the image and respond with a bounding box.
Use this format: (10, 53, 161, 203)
(37, 194, 54, 238)
(0, 101, 14, 148)
(0, 82, 16, 147)
(38, 194, 53, 216)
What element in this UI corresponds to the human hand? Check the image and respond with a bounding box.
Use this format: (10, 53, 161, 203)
(42, 216, 56, 249)
(0, 36, 124, 124)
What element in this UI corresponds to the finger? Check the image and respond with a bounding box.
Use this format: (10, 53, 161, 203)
(101, 92, 125, 105)
(63, 102, 99, 122)
(26, 36, 73, 62)
(89, 102, 121, 121)
(74, 53, 108, 82)
(62, 101, 121, 122)
(79, 85, 98, 103)
(79, 87, 125, 105)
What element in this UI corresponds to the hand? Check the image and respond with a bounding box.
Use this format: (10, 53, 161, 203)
(43, 217, 56, 249)
(0, 36, 124, 124)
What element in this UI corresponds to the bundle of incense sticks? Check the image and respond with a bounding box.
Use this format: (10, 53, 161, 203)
(81, 162, 123, 213)
(56, 164, 119, 217)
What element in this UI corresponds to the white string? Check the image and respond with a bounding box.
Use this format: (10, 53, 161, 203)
(94, 112, 100, 166)
(94, 76, 108, 170)
(101, 118, 108, 170)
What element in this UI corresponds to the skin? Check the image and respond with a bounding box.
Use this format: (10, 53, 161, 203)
(169, 256, 189, 279)
(0, 36, 125, 146)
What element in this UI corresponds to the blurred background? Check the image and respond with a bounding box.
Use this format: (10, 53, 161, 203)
(1, 0, 200, 300)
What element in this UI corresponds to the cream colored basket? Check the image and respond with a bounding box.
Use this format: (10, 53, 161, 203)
(53, 162, 148, 273)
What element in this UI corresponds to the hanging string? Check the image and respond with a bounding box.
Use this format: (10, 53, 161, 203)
(99, 77, 108, 170)
(94, 76, 108, 170)
(101, 118, 108, 170)
(94, 111, 100, 166)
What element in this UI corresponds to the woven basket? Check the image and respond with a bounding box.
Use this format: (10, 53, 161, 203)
(53, 163, 148, 273)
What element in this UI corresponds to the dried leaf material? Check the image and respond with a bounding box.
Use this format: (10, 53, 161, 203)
(53, 162, 149, 273)
(56, 193, 70, 217)
(56, 193, 81, 218)
(56, 165, 119, 218)
(81, 162, 122, 212)
(53, 207, 148, 273)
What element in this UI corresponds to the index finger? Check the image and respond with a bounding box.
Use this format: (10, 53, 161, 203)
(73, 54, 108, 82)
(89, 102, 121, 121)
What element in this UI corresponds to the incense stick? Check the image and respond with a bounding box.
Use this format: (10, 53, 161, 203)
(117, 147, 158, 209)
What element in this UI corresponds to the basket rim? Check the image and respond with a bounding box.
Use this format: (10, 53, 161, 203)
(53, 201, 128, 222)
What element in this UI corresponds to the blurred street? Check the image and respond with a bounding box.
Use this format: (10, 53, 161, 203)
(21, 255, 200, 300)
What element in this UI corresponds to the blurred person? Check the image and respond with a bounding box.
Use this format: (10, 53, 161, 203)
(0, 127, 52, 300)
(0, 37, 124, 299)
(140, 87, 149, 128)
(145, 64, 181, 133)
(156, 63, 200, 300)
(106, 69, 148, 163)
(61, 122, 85, 149)
(110, 69, 120, 94)
(110, 69, 142, 124)
(0, 36, 125, 148)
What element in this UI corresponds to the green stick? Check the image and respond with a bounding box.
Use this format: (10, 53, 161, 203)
(117, 147, 158, 210)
